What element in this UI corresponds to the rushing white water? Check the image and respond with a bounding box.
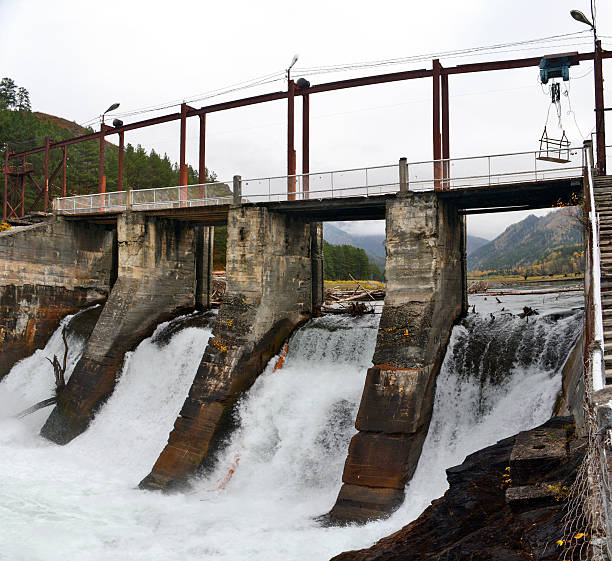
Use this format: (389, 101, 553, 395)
(0, 303, 582, 561)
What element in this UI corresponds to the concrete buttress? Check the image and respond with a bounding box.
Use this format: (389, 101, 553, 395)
(139, 207, 322, 490)
(0, 218, 114, 380)
(41, 213, 209, 444)
(328, 192, 464, 523)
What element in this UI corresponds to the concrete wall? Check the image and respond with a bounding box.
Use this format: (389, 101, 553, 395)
(0, 218, 114, 380)
(41, 213, 209, 444)
(328, 192, 465, 523)
(140, 206, 321, 490)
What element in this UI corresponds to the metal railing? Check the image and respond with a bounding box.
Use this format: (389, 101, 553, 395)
(584, 142, 606, 392)
(53, 147, 584, 215)
(53, 183, 233, 214)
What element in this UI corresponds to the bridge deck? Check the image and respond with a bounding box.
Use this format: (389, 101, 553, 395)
(56, 148, 585, 224)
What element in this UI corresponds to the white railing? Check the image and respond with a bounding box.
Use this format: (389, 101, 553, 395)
(53, 183, 233, 215)
(584, 143, 606, 392)
(53, 148, 584, 215)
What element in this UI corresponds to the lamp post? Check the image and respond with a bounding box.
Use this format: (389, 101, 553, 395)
(571, 8, 606, 174)
(99, 102, 120, 193)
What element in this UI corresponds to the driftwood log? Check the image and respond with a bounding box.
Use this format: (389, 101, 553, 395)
(15, 327, 69, 419)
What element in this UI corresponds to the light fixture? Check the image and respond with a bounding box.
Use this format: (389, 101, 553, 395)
(570, 9, 594, 28)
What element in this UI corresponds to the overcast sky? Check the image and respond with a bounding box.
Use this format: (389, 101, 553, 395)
(1, 0, 610, 239)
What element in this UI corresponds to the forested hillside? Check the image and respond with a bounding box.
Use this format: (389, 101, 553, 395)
(0, 78, 220, 212)
(323, 241, 383, 281)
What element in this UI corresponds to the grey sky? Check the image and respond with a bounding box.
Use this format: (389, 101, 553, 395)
(1, 0, 610, 239)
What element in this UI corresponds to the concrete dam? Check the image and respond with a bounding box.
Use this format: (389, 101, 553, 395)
(1, 147, 611, 558)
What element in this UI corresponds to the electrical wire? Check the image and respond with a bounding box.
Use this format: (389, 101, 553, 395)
(79, 30, 593, 126)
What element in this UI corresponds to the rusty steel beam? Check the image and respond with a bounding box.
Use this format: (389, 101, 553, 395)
(21, 156, 26, 217)
(7, 48, 611, 162)
(118, 131, 124, 191)
(98, 128, 105, 194)
(441, 72, 450, 160)
(288, 79, 296, 199)
(303, 93, 310, 198)
(180, 103, 188, 186)
(44, 137, 50, 211)
(62, 147, 67, 197)
(3, 150, 8, 220)
(198, 113, 206, 185)
(433, 59, 442, 189)
(595, 40, 606, 175)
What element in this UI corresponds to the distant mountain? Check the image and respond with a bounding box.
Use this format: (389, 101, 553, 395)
(466, 234, 489, 256)
(467, 207, 583, 274)
(324, 223, 386, 270)
(324, 223, 491, 268)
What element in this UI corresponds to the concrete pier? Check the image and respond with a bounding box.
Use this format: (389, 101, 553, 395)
(140, 206, 323, 490)
(328, 193, 465, 523)
(0, 218, 114, 380)
(41, 213, 211, 444)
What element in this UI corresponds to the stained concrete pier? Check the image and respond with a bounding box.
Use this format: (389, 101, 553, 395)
(41, 213, 213, 444)
(328, 193, 465, 522)
(140, 206, 323, 490)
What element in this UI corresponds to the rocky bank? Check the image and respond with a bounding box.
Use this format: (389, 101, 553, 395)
(332, 416, 586, 561)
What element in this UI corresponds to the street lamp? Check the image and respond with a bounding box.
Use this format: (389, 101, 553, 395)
(570, 7, 606, 174)
(570, 9, 594, 28)
(101, 102, 120, 126)
(98, 102, 119, 194)
(287, 54, 299, 82)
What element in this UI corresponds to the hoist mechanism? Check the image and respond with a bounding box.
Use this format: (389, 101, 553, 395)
(536, 53, 578, 163)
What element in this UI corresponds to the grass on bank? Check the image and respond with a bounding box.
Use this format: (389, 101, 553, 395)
(324, 280, 385, 291)
(466, 272, 584, 283)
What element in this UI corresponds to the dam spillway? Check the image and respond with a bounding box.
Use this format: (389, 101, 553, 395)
(0, 292, 582, 560)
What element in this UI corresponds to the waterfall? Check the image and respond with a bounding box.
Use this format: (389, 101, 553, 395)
(0, 304, 582, 561)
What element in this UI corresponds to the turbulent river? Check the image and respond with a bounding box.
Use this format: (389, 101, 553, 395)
(0, 289, 583, 561)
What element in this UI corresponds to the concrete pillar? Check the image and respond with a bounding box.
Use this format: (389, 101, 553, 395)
(195, 225, 214, 310)
(140, 206, 318, 490)
(0, 218, 114, 380)
(41, 213, 202, 444)
(310, 222, 324, 313)
(328, 192, 464, 523)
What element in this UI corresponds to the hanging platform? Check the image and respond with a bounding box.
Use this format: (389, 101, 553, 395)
(537, 127, 570, 163)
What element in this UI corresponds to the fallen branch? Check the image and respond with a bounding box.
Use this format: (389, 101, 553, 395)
(15, 397, 57, 419)
(15, 327, 69, 420)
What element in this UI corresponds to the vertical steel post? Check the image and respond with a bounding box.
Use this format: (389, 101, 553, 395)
(594, 39, 606, 175)
(180, 103, 188, 186)
(302, 93, 310, 199)
(441, 68, 450, 188)
(233, 175, 242, 206)
(432, 59, 442, 189)
(44, 136, 50, 211)
(21, 156, 26, 216)
(287, 79, 296, 200)
(62, 147, 67, 197)
(399, 157, 408, 194)
(3, 149, 8, 220)
(98, 127, 105, 193)
(118, 131, 124, 191)
(199, 113, 206, 198)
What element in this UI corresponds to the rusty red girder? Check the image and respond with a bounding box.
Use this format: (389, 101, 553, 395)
(8, 48, 609, 162)
(2, 45, 609, 218)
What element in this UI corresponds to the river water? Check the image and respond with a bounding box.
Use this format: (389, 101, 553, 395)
(0, 290, 583, 560)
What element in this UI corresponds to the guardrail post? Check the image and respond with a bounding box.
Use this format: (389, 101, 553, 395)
(126, 188, 132, 211)
(233, 175, 242, 206)
(399, 157, 409, 194)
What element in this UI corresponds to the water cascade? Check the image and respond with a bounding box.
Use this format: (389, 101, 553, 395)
(0, 303, 582, 561)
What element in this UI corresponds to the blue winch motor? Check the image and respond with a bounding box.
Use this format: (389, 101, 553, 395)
(539, 52, 578, 84)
